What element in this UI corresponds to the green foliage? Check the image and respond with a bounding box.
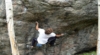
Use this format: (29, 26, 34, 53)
(78, 51, 96, 55)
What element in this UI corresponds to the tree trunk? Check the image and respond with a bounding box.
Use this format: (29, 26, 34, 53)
(97, 0, 100, 55)
(5, 0, 20, 55)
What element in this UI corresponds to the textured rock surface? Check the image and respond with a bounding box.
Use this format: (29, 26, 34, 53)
(0, 0, 98, 55)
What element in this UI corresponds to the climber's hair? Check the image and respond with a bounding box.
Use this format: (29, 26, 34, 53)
(45, 28, 53, 35)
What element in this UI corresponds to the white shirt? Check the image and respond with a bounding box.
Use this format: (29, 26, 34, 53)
(37, 28, 56, 44)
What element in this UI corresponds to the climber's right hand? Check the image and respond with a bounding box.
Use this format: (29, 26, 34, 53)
(35, 21, 39, 25)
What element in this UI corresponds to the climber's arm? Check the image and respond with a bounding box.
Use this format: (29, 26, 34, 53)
(36, 21, 39, 30)
(56, 34, 64, 37)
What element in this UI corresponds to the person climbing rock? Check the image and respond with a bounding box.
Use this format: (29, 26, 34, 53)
(31, 21, 64, 48)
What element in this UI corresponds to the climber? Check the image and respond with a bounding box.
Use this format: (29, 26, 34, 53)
(31, 21, 64, 48)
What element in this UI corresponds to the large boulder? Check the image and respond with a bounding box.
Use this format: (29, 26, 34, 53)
(0, 0, 98, 55)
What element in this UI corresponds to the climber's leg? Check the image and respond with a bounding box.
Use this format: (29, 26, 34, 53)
(48, 37, 56, 46)
(32, 38, 37, 47)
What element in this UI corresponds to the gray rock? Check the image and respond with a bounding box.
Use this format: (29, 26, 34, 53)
(0, 0, 98, 55)
(0, 0, 5, 18)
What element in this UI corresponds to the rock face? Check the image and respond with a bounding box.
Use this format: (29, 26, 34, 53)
(0, 0, 98, 55)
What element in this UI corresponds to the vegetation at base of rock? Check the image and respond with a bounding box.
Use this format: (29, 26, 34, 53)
(78, 51, 96, 55)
